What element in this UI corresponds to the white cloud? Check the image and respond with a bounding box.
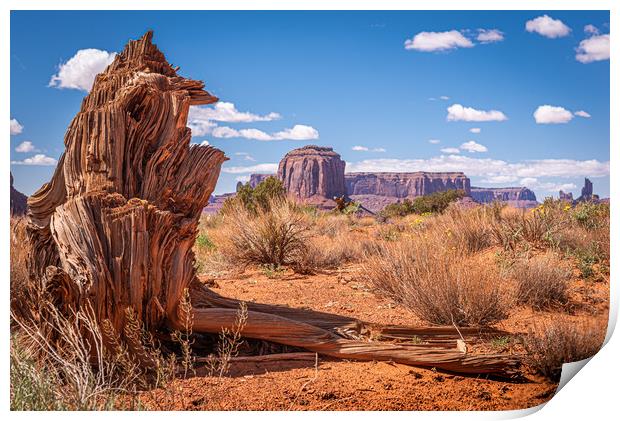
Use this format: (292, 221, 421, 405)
(519, 177, 577, 192)
(404, 30, 474, 52)
(15, 141, 38, 153)
(373, 147, 387, 153)
(428, 139, 441, 144)
(533, 105, 574, 124)
(189, 102, 280, 124)
(525, 15, 571, 38)
(447, 104, 507, 122)
(199, 140, 210, 146)
(212, 124, 319, 141)
(575, 110, 591, 118)
(469, 127, 481, 134)
(49, 49, 116, 91)
(477, 29, 504, 43)
(440, 147, 460, 154)
(345, 155, 609, 180)
(439, 95, 450, 100)
(576, 34, 610, 63)
(352, 145, 386, 152)
(11, 154, 58, 166)
(584, 25, 599, 35)
(10, 118, 23, 135)
(235, 175, 251, 183)
(222, 163, 279, 174)
(480, 175, 519, 184)
(188, 120, 217, 137)
(460, 140, 488, 153)
(235, 152, 256, 161)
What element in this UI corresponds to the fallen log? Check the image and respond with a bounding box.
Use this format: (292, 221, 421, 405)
(25, 31, 520, 378)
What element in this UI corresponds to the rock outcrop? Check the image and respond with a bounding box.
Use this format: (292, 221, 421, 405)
(345, 172, 470, 197)
(559, 190, 574, 202)
(248, 173, 274, 188)
(470, 187, 538, 208)
(576, 178, 596, 202)
(277, 145, 346, 207)
(10, 173, 28, 216)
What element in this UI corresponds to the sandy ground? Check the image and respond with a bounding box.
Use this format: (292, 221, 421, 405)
(134, 262, 608, 411)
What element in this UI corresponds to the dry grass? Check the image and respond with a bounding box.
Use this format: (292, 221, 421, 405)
(510, 253, 572, 310)
(524, 317, 606, 381)
(363, 235, 513, 326)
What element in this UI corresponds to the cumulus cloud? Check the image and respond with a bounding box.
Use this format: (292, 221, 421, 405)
(15, 141, 38, 153)
(469, 128, 481, 134)
(575, 110, 591, 118)
(11, 154, 58, 166)
(199, 140, 210, 146)
(428, 139, 441, 144)
(404, 30, 474, 52)
(533, 105, 574, 124)
(345, 155, 609, 181)
(481, 175, 519, 184)
(519, 177, 577, 192)
(460, 141, 487, 153)
(576, 34, 610, 63)
(584, 24, 600, 35)
(10, 118, 23, 135)
(447, 104, 507, 122)
(352, 145, 386, 152)
(212, 124, 319, 141)
(235, 175, 251, 183)
(235, 152, 256, 161)
(525, 15, 571, 38)
(477, 29, 504, 43)
(189, 102, 280, 124)
(49, 49, 116, 91)
(222, 163, 279, 174)
(440, 147, 460, 154)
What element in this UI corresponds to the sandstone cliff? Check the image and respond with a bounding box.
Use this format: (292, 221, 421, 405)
(277, 145, 346, 206)
(345, 172, 470, 198)
(249, 173, 274, 188)
(470, 187, 538, 208)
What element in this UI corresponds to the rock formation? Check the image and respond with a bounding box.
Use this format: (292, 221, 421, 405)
(345, 172, 470, 198)
(470, 187, 538, 209)
(577, 178, 595, 202)
(248, 173, 273, 188)
(10, 173, 28, 216)
(277, 145, 346, 207)
(559, 190, 574, 202)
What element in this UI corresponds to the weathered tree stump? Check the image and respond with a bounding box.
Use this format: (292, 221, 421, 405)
(26, 32, 520, 377)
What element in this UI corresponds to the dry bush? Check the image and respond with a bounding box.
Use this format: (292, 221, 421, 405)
(291, 233, 368, 274)
(215, 198, 310, 268)
(524, 317, 606, 381)
(425, 205, 495, 254)
(510, 253, 571, 310)
(363, 235, 513, 326)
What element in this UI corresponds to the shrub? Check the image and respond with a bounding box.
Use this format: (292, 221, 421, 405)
(217, 198, 310, 267)
(425, 205, 495, 254)
(224, 176, 286, 214)
(381, 189, 465, 218)
(510, 253, 571, 310)
(524, 318, 606, 381)
(363, 236, 512, 326)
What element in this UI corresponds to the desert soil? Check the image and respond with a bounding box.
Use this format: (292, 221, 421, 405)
(134, 261, 608, 411)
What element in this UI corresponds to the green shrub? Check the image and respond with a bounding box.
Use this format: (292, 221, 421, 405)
(223, 177, 286, 214)
(381, 189, 465, 218)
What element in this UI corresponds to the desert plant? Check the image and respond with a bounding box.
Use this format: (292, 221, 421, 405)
(218, 198, 310, 267)
(510, 253, 571, 310)
(524, 318, 606, 381)
(363, 236, 513, 326)
(381, 190, 465, 218)
(224, 176, 286, 214)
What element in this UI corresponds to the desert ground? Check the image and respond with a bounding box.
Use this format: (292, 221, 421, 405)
(11, 185, 608, 411)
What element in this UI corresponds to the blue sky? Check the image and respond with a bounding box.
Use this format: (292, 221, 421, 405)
(10, 10, 610, 198)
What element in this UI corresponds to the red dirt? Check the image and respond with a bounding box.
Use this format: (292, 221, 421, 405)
(134, 262, 608, 410)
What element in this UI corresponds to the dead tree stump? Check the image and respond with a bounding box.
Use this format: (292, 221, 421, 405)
(26, 31, 520, 377)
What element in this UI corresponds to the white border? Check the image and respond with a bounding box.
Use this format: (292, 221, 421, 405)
(2, 1, 616, 420)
